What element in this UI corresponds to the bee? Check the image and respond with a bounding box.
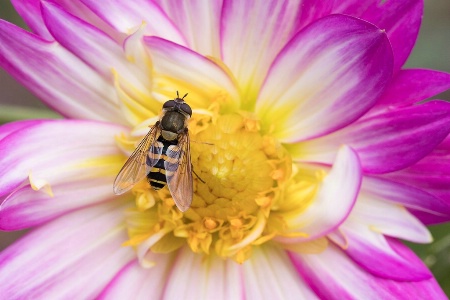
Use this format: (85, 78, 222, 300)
(113, 92, 194, 212)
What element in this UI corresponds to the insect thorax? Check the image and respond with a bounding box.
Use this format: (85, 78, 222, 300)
(161, 111, 186, 135)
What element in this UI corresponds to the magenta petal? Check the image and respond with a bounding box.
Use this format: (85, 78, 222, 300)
(332, 0, 373, 16)
(363, 0, 422, 72)
(0, 20, 123, 122)
(0, 201, 135, 298)
(295, 0, 334, 30)
(335, 0, 423, 72)
(256, 14, 393, 143)
(297, 101, 450, 173)
(384, 136, 450, 221)
(363, 176, 450, 225)
(373, 69, 450, 112)
(289, 244, 446, 299)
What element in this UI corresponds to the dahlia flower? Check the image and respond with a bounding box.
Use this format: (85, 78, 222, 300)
(1, 0, 450, 298)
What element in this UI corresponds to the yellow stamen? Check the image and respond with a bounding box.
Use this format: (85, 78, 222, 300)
(116, 108, 325, 263)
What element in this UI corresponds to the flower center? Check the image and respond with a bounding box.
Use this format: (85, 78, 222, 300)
(121, 110, 293, 264)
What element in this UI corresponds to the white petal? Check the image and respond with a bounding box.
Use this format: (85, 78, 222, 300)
(243, 246, 318, 300)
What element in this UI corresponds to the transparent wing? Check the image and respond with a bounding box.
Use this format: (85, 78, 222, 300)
(113, 125, 161, 195)
(164, 131, 193, 212)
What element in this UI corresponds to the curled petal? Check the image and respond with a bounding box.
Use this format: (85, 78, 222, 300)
(277, 146, 361, 243)
(256, 14, 393, 143)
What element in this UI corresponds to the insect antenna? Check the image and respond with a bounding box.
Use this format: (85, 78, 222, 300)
(182, 93, 188, 99)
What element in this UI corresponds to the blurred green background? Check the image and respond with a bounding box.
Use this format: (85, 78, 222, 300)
(0, 0, 449, 295)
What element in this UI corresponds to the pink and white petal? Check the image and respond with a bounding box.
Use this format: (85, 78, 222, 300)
(162, 247, 243, 299)
(329, 221, 431, 281)
(277, 146, 361, 244)
(0, 120, 126, 228)
(153, 0, 222, 57)
(144, 37, 240, 110)
(0, 177, 119, 230)
(99, 255, 174, 299)
(256, 14, 393, 143)
(10, 0, 52, 39)
(242, 246, 318, 300)
(352, 191, 431, 243)
(293, 101, 450, 173)
(362, 176, 450, 225)
(0, 20, 123, 122)
(0, 119, 125, 195)
(11, 0, 123, 42)
(0, 119, 44, 141)
(0, 200, 135, 299)
(79, 0, 186, 45)
(289, 244, 446, 300)
(372, 69, 450, 112)
(41, 1, 149, 92)
(334, 0, 423, 72)
(221, 0, 304, 104)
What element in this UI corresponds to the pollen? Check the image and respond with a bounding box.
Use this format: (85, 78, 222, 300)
(120, 112, 322, 264)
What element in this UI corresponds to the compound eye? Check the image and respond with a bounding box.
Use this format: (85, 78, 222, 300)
(163, 100, 176, 109)
(180, 103, 192, 116)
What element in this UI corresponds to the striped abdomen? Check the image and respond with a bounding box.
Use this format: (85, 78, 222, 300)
(146, 138, 178, 190)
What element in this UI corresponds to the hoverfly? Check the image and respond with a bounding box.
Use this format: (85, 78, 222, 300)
(113, 92, 194, 212)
